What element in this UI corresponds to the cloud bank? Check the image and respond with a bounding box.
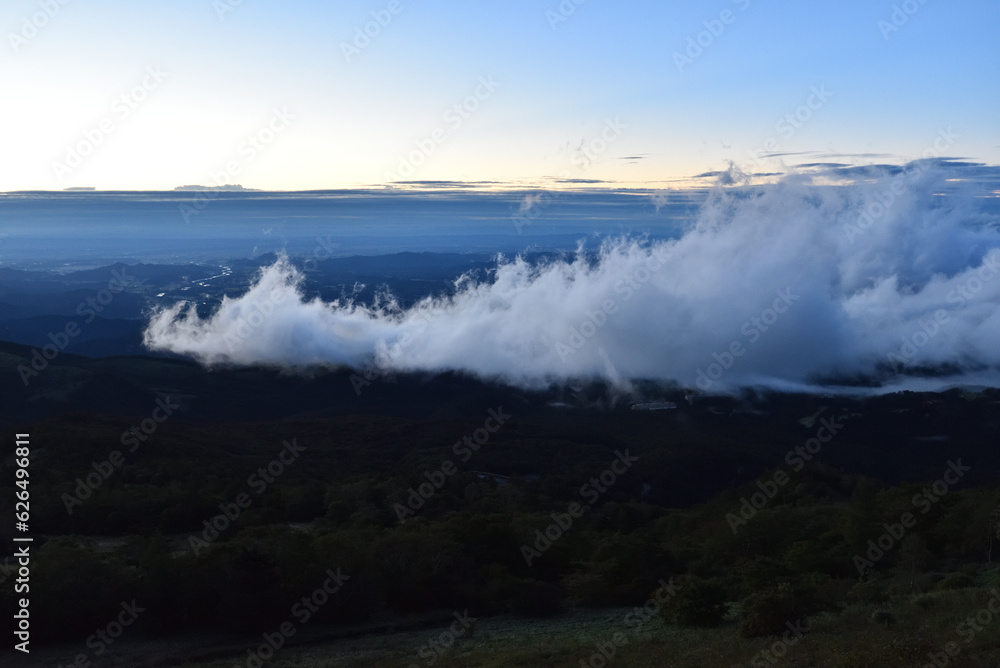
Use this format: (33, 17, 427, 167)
(144, 161, 1000, 392)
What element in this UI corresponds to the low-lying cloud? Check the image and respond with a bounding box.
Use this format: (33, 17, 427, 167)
(144, 161, 1000, 392)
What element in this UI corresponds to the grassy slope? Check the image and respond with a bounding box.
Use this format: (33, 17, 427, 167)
(164, 588, 1000, 668)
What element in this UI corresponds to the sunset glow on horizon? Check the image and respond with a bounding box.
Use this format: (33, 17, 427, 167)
(2, 0, 998, 192)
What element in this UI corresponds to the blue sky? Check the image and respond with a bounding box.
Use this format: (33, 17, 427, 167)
(1, 0, 997, 190)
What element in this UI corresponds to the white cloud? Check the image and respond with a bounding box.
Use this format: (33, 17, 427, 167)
(144, 162, 1000, 391)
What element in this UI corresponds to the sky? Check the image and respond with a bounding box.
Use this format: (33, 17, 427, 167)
(1, 0, 998, 191)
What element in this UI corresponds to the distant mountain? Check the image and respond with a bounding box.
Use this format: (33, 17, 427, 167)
(173, 184, 260, 191)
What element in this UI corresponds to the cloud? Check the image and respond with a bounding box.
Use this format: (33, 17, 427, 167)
(760, 151, 816, 158)
(516, 193, 546, 216)
(144, 162, 1000, 392)
(650, 190, 669, 213)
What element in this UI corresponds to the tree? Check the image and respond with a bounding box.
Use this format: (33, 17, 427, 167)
(660, 577, 727, 627)
(898, 535, 930, 593)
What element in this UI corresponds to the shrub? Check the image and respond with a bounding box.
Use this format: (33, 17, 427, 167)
(870, 608, 896, 625)
(846, 578, 889, 605)
(510, 580, 565, 617)
(738, 581, 818, 637)
(732, 555, 790, 598)
(935, 572, 976, 591)
(660, 577, 727, 627)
